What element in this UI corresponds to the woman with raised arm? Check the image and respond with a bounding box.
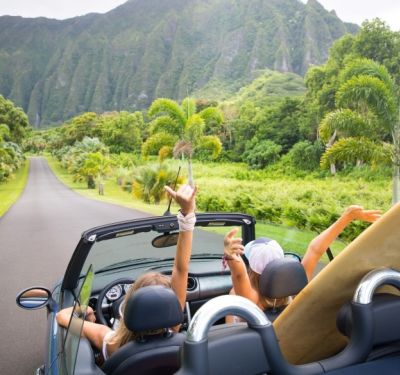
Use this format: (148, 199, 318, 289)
(56, 184, 197, 360)
(223, 205, 381, 320)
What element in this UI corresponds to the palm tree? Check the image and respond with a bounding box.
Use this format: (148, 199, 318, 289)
(144, 97, 223, 186)
(318, 58, 400, 203)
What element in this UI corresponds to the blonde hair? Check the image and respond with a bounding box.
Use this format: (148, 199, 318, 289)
(248, 269, 289, 310)
(107, 272, 172, 348)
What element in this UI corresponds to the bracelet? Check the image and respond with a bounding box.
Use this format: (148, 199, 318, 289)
(222, 254, 234, 271)
(177, 211, 196, 232)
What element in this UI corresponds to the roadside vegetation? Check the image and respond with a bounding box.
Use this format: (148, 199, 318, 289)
(0, 160, 29, 217)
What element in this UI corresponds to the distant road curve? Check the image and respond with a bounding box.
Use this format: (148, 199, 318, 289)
(0, 157, 150, 375)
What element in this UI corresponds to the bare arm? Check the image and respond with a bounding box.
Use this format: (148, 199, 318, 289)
(224, 228, 259, 305)
(302, 205, 381, 280)
(56, 306, 112, 351)
(165, 184, 197, 310)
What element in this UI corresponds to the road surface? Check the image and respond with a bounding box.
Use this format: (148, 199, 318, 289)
(0, 157, 149, 375)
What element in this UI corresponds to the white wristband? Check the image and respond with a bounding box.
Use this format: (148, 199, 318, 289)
(177, 211, 196, 232)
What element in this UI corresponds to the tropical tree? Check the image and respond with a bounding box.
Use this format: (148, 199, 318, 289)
(144, 97, 224, 185)
(77, 152, 112, 192)
(0, 95, 29, 143)
(99, 111, 143, 153)
(318, 59, 399, 198)
(132, 163, 184, 204)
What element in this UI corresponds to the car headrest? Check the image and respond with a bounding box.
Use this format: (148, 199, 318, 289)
(259, 258, 308, 299)
(337, 293, 400, 346)
(124, 285, 183, 332)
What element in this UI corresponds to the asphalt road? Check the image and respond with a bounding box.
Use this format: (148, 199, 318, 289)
(0, 157, 150, 375)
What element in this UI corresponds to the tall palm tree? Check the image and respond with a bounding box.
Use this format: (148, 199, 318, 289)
(144, 97, 223, 186)
(318, 58, 399, 203)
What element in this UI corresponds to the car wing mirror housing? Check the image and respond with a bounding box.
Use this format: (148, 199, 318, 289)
(16, 286, 55, 311)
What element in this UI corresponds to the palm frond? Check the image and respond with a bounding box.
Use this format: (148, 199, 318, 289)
(184, 114, 205, 143)
(181, 97, 197, 120)
(148, 98, 186, 129)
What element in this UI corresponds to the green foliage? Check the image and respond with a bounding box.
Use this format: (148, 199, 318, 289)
(287, 141, 324, 171)
(0, 141, 25, 182)
(141, 132, 177, 158)
(0, 96, 28, 181)
(0, 95, 30, 143)
(336, 75, 397, 128)
(195, 135, 222, 161)
(221, 70, 306, 110)
(243, 139, 282, 169)
(146, 97, 223, 161)
(132, 163, 183, 204)
(77, 152, 112, 189)
(99, 111, 143, 153)
(319, 109, 376, 143)
(320, 138, 391, 170)
(59, 137, 110, 187)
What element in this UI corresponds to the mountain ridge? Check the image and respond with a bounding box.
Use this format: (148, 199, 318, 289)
(0, 0, 358, 126)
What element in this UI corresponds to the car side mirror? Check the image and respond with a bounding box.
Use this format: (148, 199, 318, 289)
(16, 287, 52, 310)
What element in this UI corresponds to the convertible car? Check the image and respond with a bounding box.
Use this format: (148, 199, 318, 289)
(16, 212, 400, 375)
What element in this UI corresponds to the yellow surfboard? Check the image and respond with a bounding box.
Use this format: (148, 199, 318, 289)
(273, 202, 400, 364)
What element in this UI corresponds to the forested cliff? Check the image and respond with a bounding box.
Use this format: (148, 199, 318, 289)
(0, 0, 357, 126)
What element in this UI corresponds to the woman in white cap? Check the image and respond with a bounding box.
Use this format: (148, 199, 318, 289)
(223, 205, 381, 319)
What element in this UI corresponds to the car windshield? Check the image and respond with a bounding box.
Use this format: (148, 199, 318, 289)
(82, 225, 240, 277)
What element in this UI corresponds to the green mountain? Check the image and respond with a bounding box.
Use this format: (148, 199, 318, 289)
(0, 0, 357, 126)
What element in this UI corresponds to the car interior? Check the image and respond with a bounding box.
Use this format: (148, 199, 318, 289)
(17, 214, 400, 375)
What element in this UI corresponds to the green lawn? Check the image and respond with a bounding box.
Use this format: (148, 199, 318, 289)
(0, 160, 29, 217)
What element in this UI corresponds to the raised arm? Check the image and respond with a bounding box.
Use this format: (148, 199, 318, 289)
(165, 184, 197, 310)
(302, 205, 381, 280)
(224, 228, 259, 304)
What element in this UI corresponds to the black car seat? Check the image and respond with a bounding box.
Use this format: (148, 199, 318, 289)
(102, 285, 185, 375)
(337, 292, 400, 361)
(259, 258, 308, 321)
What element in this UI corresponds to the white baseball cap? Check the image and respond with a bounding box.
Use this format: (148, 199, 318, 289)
(244, 237, 284, 274)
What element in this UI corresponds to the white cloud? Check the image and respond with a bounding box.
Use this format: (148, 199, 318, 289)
(0, 0, 128, 20)
(300, 0, 400, 31)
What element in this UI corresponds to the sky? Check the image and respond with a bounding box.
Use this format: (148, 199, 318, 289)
(0, 0, 399, 31)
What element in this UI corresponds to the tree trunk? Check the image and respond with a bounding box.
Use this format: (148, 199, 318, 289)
(188, 158, 194, 187)
(327, 130, 337, 175)
(330, 163, 336, 175)
(98, 182, 104, 195)
(87, 175, 95, 189)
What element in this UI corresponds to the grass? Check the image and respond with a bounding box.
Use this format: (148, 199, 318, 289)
(0, 160, 30, 217)
(46, 157, 166, 216)
(47, 156, 383, 262)
(205, 222, 346, 261)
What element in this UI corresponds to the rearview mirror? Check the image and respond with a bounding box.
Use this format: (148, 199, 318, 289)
(152, 232, 179, 248)
(284, 252, 302, 262)
(16, 287, 52, 310)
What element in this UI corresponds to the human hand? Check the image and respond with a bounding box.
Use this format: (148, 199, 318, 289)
(165, 184, 197, 215)
(224, 228, 244, 261)
(343, 205, 382, 223)
(85, 306, 96, 322)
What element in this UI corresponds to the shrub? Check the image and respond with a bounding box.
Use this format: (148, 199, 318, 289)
(132, 163, 183, 204)
(243, 139, 282, 169)
(287, 140, 324, 171)
(197, 195, 232, 212)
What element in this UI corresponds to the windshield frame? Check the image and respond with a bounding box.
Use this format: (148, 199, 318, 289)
(61, 212, 256, 291)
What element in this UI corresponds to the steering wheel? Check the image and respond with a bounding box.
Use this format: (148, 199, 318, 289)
(96, 278, 134, 327)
